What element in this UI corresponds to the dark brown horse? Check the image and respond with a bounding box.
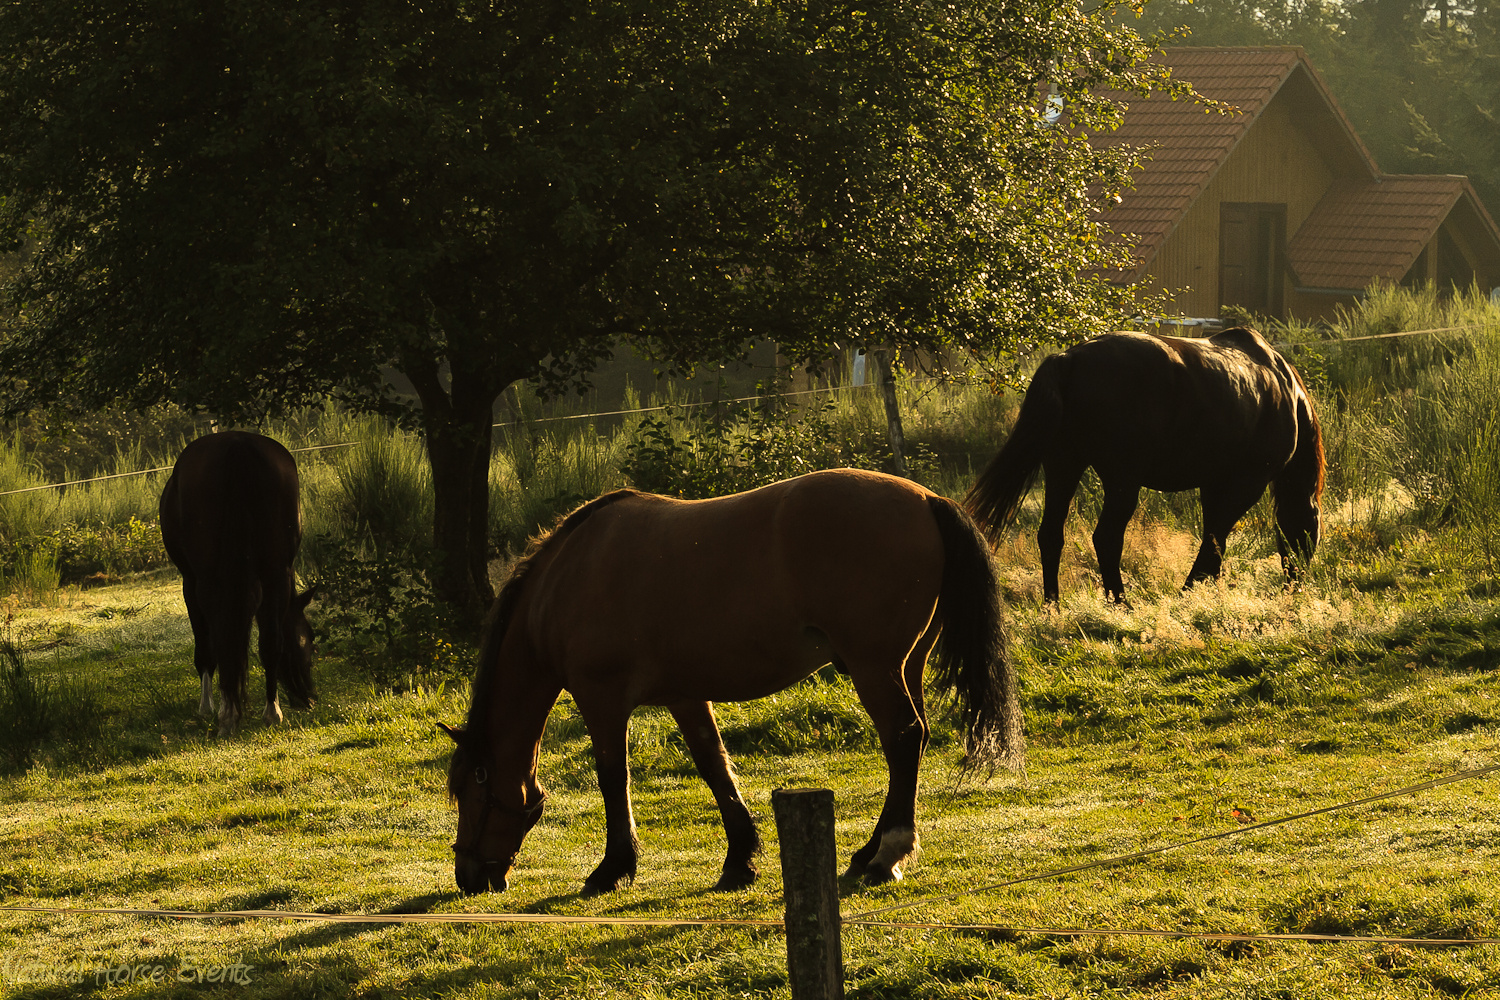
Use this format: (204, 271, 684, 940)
(441, 468, 1023, 896)
(160, 432, 315, 735)
(964, 328, 1324, 604)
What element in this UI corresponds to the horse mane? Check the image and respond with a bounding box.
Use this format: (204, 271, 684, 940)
(1221, 326, 1326, 504)
(1280, 361, 1326, 503)
(460, 489, 640, 738)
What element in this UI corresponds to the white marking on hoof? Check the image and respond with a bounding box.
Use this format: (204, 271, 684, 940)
(871, 826, 920, 875)
(263, 699, 283, 725)
(217, 703, 241, 738)
(198, 674, 214, 718)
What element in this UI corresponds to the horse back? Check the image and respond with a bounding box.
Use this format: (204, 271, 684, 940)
(160, 432, 302, 585)
(518, 469, 945, 702)
(1055, 330, 1305, 486)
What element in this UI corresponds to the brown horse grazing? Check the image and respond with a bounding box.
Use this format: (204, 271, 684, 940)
(160, 432, 315, 736)
(964, 328, 1324, 605)
(441, 468, 1024, 897)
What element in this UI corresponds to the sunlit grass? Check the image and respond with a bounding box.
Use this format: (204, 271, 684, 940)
(2, 530, 1499, 998)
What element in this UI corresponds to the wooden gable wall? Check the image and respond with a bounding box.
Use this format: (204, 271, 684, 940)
(1139, 94, 1335, 320)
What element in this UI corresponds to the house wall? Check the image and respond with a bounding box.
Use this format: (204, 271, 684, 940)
(1139, 94, 1336, 321)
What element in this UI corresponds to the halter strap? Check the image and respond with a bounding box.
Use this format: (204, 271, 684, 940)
(452, 763, 546, 866)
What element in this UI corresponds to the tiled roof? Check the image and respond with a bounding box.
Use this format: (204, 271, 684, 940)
(1287, 176, 1485, 290)
(1099, 46, 1375, 278)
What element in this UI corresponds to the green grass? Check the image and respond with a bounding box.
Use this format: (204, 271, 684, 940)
(2, 529, 1500, 998)
(2, 283, 1500, 995)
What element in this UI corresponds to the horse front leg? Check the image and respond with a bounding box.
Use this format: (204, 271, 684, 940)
(579, 706, 640, 895)
(1185, 482, 1266, 588)
(255, 600, 284, 726)
(669, 701, 760, 891)
(1093, 483, 1140, 605)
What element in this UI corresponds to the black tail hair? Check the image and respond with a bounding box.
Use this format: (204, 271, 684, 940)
(927, 495, 1025, 771)
(962, 354, 1065, 545)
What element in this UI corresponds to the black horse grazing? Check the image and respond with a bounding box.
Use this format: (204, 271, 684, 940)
(160, 432, 315, 735)
(964, 328, 1324, 604)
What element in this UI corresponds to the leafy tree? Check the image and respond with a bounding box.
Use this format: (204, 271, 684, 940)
(0, 1, 1178, 614)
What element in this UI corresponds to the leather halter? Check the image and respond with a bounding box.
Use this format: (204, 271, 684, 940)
(451, 763, 546, 867)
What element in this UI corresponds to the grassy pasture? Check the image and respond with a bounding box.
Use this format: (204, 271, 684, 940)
(1, 525, 1499, 998)
(2, 284, 1500, 996)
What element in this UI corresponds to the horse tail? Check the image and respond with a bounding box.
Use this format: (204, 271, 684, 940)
(926, 495, 1025, 771)
(962, 354, 1064, 545)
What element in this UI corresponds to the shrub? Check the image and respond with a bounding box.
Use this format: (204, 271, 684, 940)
(309, 537, 465, 692)
(623, 397, 878, 499)
(0, 638, 103, 773)
(51, 517, 169, 583)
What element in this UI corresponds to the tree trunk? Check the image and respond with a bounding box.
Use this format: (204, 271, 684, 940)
(405, 356, 503, 619)
(874, 350, 908, 478)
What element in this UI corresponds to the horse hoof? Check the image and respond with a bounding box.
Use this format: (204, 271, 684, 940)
(581, 868, 634, 896)
(264, 701, 284, 725)
(581, 878, 622, 897)
(712, 865, 758, 892)
(861, 863, 903, 886)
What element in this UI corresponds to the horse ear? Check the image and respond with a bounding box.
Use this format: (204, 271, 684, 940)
(437, 722, 467, 747)
(295, 587, 318, 610)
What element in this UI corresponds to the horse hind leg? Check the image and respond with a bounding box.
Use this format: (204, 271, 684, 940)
(669, 701, 760, 891)
(185, 575, 216, 718)
(198, 672, 215, 718)
(845, 628, 936, 884)
(1037, 460, 1086, 604)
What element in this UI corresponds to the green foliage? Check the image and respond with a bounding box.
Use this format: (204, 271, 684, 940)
(0, 541, 59, 601)
(489, 416, 626, 555)
(0, 440, 58, 549)
(301, 419, 434, 570)
(309, 537, 464, 693)
(50, 517, 167, 584)
(623, 397, 879, 499)
(1455, 409, 1500, 582)
(0, 639, 101, 773)
(4, 403, 210, 482)
(0, 0, 1187, 609)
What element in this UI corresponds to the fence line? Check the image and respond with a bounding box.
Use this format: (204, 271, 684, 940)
(0, 442, 359, 499)
(849, 761, 1500, 924)
(3, 761, 1496, 948)
(3, 907, 1497, 949)
(1288, 323, 1488, 346)
(1, 320, 1489, 498)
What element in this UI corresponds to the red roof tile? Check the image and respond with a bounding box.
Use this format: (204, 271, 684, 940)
(1098, 47, 1377, 278)
(1287, 176, 1489, 289)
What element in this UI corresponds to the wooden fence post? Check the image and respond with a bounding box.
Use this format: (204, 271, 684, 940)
(771, 787, 843, 1000)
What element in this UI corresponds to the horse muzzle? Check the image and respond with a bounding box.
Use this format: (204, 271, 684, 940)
(455, 854, 509, 895)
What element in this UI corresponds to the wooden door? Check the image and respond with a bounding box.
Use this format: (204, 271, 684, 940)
(1219, 203, 1286, 318)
